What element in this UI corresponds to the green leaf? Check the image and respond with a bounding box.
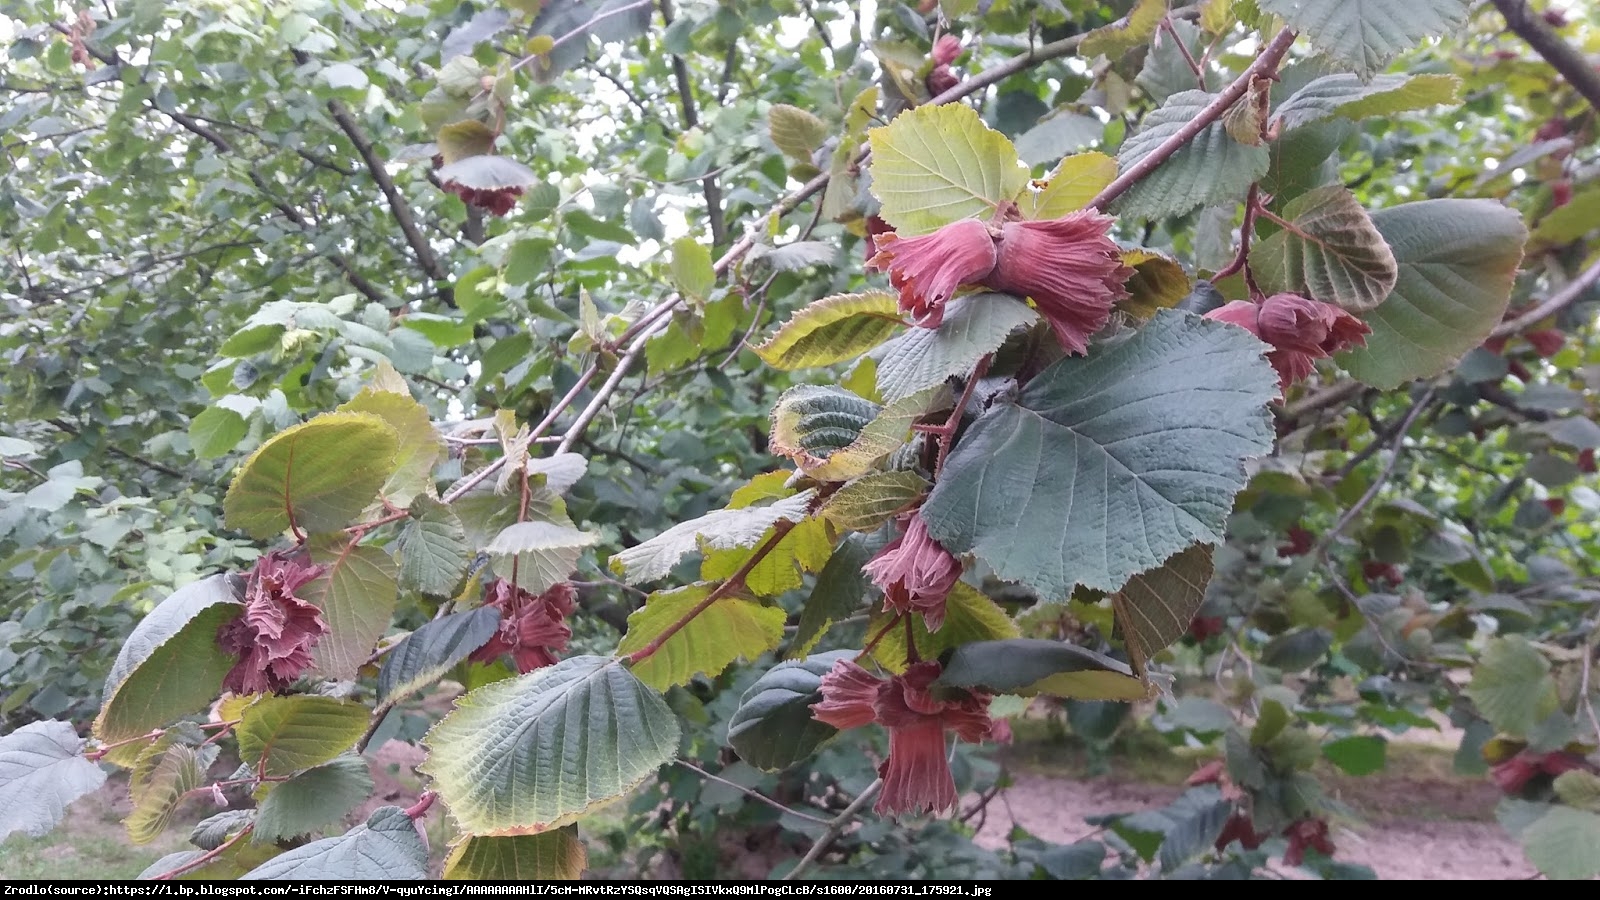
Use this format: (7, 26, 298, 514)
(609, 491, 815, 584)
(1532, 184, 1600, 244)
(699, 514, 834, 598)
(338, 388, 444, 508)
(254, 756, 374, 843)
(377, 607, 501, 706)
(758, 241, 839, 272)
(1115, 90, 1268, 220)
(396, 496, 471, 596)
(1112, 544, 1214, 677)
(792, 534, 877, 657)
(1322, 735, 1387, 776)
(752, 291, 904, 370)
(485, 520, 599, 593)
(1251, 698, 1291, 747)
(224, 412, 400, 539)
(1273, 73, 1461, 131)
(1119, 249, 1194, 320)
(1337, 199, 1527, 389)
(443, 826, 586, 879)
(1079, 0, 1168, 59)
(768, 104, 828, 162)
(670, 237, 715, 305)
(191, 810, 256, 850)
(1519, 806, 1600, 881)
(1259, 0, 1472, 80)
(868, 103, 1030, 236)
(615, 583, 786, 691)
(870, 582, 1021, 672)
(1555, 770, 1600, 813)
(821, 471, 930, 532)
(1466, 636, 1559, 737)
(305, 536, 399, 681)
(933, 638, 1151, 701)
(241, 807, 427, 880)
(1025, 152, 1118, 220)
(727, 651, 853, 771)
(142, 842, 283, 880)
(1250, 185, 1397, 313)
(1261, 628, 1333, 671)
(922, 310, 1276, 596)
(872, 294, 1038, 403)
(236, 696, 370, 779)
(771, 385, 948, 482)
(319, 62, 368, 91)
(0, 720, 107, 841)
(126, 743, 217, 844)
(419, 656, 680, 834)
(437, 120, 497, 165)
(190, 406, 249, 459)
(95, 575, 243, 749)
(436, 155, 537, 192)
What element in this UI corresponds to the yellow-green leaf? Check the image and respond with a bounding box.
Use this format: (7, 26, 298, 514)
(753, 291, 904, 370)
(821, 471, 929, 532)
(444, 826, 586, 879)
(1079, 0, 1168, 59)
(870, 582, 1020, 672)
(1025, 152, 1118, 220)
(616, 583, 786, 690)
(868, 104, 1029, 236)
(236, 696, 369, 779)
(224, 413, 400, 539)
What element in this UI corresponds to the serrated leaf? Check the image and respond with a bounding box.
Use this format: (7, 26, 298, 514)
(444, 826, 586, 879)
(1273, 73, 1461, 131)
(868, 104, 1030, 236)
(1025, 152, 1119, 220)
(190, 407, 249, 459)
(236, 696, 369, 779)
(526, 453, 588, 495)
(1112, 544, 1213, 677)
(699, 514, 833, 597)
(436, 155, 537, 191)
(95, 575, 243, 750)
(609, 492, 815, 584)
(761, 241, 839, 272)
(419, 656, 680, 834)
(821, 471, 929, 532)
(0, 720, 107, 841)
(769, 104, 828, 162)
(254, 756, 374, 843)
(771, 385, 947, 482)
(922, 310, 1276, 596)
(1079, 0, 1168, 59)
(792, 535, 877, 656)
(142, 842, 283, 880)
(934, 638, 1151, 701)
(396, 497, 471, 596)
(1154, 787, 1233, 872)
(191, 810, 255, 850)
(727, 651, 853, 771)
(1259, 0, 1472, 80)
(872, 294, 1038, 402)
(615, 583, 786, 690)
(870, 582, 1020, 672)
(1337, 199, 1527, 389)
(670, 237, 715, 304)
(242, 807, 427, 880)
(753, 291, 904, 370)
(126, 744, 217, 844)
(437, 120, 497, 165)
(1138, 18, 1216, 104)
(1554, 770, 1600, 813)
(1519, 806, 1600, 880)
(1466, 636, 1559, 737)
(1322, 735, 1386, 776)
(1115, 90, 1269, 220)
(1014, 112, 1104, 167)
(338, 389, 444, 508)
(485, 521, 599, 593)
(1119, 249, 1193, 320)
(378, 607, 501, 706)
(1250, 185, 1397, 313)
(306, 536, 399, 681)
(224, 413, 400, 539)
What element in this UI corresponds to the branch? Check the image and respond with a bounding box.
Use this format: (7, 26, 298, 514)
(659, 0, 727, 248)
(1489, 255, 1600, 339)
(673, 760, 831, 825)
(624, 520, 796, 665)
(1316, 387, 1436, 556)
(48, 418, 187, 479)
(783, 778, 882, 880)
(1489, 0, 1600, 114)
(1088, 28, 1298, 211)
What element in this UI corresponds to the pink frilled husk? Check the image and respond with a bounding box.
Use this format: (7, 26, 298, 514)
(862, 513, 962, 633)
(217, 551, 329, 695)
(1205, 293, 1370, 389)
(469, 581, 576, 674)
(869, 218, 997, 327)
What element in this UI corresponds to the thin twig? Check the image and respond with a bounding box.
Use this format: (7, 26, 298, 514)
(784, 779, 882, 880)
(1489, 256, 1600, 339)
(1316, 387, 1436, 556)
(1161, 18, 1206, 89)
(673, 760, 831, 825)
(659, 0, 727, 248)
(1489, 0, 1600, 114)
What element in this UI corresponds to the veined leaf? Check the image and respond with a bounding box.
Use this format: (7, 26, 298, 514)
(868, 103, 1030, 236)
(126, 744, 218, 844)
(1120, 249, 1193, 320)
(236, 696, 369, 779)
(1025, 152, 1118, 220)
(870, 582, 1020, 672)
(934, 639, 1151, 701)
(670, 237, 715, 304)
(396, 496, 471, 596)
(821, 471, 929, 532)
(485, 520, 598, 593)
(1337, 199, 1526, 389)
(922, 310, 1276, 596)
(1112, 544, 1214, 678)
(0, 720, 107, 841)
(338, 388, 444, 508)
(616, 583, 786, 690)
(241, 807, 427, 880)
(1250, 185, 1397, 313)
(420, 656, 680, 834)
(1115, 90, 1268, 220)
(224, 412, 400, 539)
(444, 827, 586, 879)
(770, 385, 947, 482)
(1259, 0, 1472, 80)
(1465, 636, 1559, 738)
(753, 291, 904, 370)
(699, 514, 834, 597)
(1079, 0, 1168, 59)
(769, 104, 828, 162)
(727, 651, 854, 771)
(306, 536, 399, 681)
(873, 294, 1037, 403)
(254, 756, 374, 843)
(609, 492, 815, 585)
(792, 534, 878, 657)
(377, 607, 501, 706)
(1274, 73, 1461, 131)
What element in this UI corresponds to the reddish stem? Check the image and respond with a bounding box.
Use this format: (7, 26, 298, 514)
(404, 790, 437, 820)
(857, 612, 905, 661)
(152, 825, 254, 879)
(934, 355, 992, 476)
